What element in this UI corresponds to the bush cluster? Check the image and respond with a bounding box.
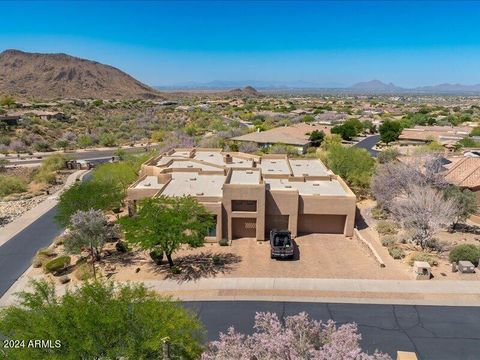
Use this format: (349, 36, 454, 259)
(449, 244, 480, 266)
(376, 220, 398, 235)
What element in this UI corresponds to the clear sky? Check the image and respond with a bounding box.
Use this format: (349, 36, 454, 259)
(1, 0, 480, 87)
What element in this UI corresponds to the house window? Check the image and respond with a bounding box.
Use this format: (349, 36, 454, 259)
(232, 200, 257, 212)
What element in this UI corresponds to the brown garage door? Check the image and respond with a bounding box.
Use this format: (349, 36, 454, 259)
(232, 218, 257, 239)
(298, 215, 346, 234)
(265, 215, 289, 236)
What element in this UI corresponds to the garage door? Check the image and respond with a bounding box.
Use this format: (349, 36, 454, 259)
(232, 218, 256, 239)
(265, 215, 289, 236)
(298, 215, 346, 234)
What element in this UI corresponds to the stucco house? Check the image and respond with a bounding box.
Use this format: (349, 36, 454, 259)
(127, 148, 356, 242)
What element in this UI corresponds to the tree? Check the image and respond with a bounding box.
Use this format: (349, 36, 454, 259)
(379, 120, 402, 144)
(55, 181, 123, 227)
(363, 120, 377, 134)
(92, 161, 137, 197)
(55, 139, 70, 150)
(0, 280, 205, 359)
(443, 186, 478, 229)
(0, 158, 9, 172)
(470, 127, 480, 137)
(322, 144, 375, 197)
(0, 95, 15, 107)
(202, 311, 390, 360)
(100, 133, 118, 147)
(331, 119, 362, 141)
(309, 130, 325, 147)
(119, 196, 214, 267)
(391, 185, 457, 249)
(64, 209, 117, 277)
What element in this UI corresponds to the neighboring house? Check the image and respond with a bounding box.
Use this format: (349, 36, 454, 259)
(314, 111, 348, 124)
(444, 157, 480, 213)
(231, 123, 332, 154)
(0, 114, 21, 126)
(399, 125, 472, 145)
(127, 148, 356, 242)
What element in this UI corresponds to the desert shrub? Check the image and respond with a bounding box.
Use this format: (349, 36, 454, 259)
(43, 256, 71, 274)
(36, 247, 55, 258)
(34, 168, 57, 184)
(408, 252, 439, 267)
(149, 249, 164, 265)
(219, 238, 229, 246)
(381, 235, 397, 247)
(0, 175, 27, 197)
(59, 275, 71, 284)
(53, 236, 65, 246)
(212, 255, 222, 265)
(115, 240, 129, 253)
(32, 258, 43, 268)
(425, 238, 448, 252)
(388, 246, 405, 259)
(170, 266, 181, 274)
(74, 262, 94, 281)
(371, 206, 388, 220)
(42, 154, 66, 172)
(376, 220, 398, 235)
(449, 244, 480, 266)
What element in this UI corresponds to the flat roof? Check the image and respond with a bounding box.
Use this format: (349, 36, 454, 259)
(134, 175, 163, 189)
(289, 159, 329, 177)
(193, 151, 224, 166)
(160, 172, 225, 197)
(166, 160, 221, 172)
(266, 178, 346, 196)
(229, 169, 261, 184)
(259, 158, 291, 175)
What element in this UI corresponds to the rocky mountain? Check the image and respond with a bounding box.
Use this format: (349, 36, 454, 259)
(413, 83, 480, 93)
(350, 80, 403, 92)
(0, 49, 162, 100)
(227, 86, 261, 97)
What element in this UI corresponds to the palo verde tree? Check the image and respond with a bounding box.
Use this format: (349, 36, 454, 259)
(119, 196, 214, 267)
(55, 180, 123, 227)
(0, 280, 205, 359)
(443, 185, 478, 229)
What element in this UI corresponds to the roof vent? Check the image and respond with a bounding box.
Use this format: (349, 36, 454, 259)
(187, 164, 194, 168)
(268, 169, 274, 172)
(313, 183, 320, 186)
(190, 177, 197, 181)
(295, 164, 301, 167)
(209, 154, 214, 157)
(196, 192, 204, 196)
(285, 185, 292, 188)
(144, 183, 151, 187)
(246, 171, 253, 174)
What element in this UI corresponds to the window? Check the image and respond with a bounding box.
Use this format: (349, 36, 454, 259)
(207, 216, 217, 237)
(232, 200, 257, 212)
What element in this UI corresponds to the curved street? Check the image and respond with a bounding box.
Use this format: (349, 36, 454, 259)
(184, 300, 480, 360)
(354, 134, 380, 157)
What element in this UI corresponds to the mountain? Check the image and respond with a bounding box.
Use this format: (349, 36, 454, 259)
(0, 49, 161, 100)
(350, 80, 403, 92)
(156, 80, 344, 90)
(413, 83, 480, 93)
(227, 86, 261, 97)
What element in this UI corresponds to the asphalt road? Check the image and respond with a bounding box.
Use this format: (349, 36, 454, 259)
(354, 134, 380, 157)
(0, 207, 62, 296)
(184, 301, 480, 360)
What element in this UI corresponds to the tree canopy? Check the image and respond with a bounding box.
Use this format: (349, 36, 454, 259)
(119, 196, 214, 267)
(0, 280, 205, 359)
(379, 120, 402, 144)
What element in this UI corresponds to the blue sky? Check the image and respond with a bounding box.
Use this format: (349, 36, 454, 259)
(1, 1, 480, 87)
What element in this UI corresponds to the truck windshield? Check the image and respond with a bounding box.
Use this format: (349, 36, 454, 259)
(273, 235, 291, 247)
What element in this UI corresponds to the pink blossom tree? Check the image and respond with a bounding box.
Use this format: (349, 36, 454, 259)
(202, 312, 391, 360)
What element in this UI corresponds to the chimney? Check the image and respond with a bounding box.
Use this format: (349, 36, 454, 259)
(224, 154, 233, 164)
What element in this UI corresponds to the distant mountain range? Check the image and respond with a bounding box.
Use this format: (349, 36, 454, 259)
(159, 79, 480, 94)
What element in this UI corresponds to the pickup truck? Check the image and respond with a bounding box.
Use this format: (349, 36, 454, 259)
(269, 229, 294, 259)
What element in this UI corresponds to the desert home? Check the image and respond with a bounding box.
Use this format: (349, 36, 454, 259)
(231, 123, 332, 154)
(127, 148, 356, 242)
(398, 125, 473, 146)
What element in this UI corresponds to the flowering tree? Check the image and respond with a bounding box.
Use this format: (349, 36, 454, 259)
(202, 312, 391, 360)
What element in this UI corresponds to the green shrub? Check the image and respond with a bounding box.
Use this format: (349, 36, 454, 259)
(376, 220, 398, 235)
(408, 252, 439, 267)
(42, 154, 66, 172)
(36, 247, 55, 258)
(34, 169, 57, 184)
(381, 235, 397, 247)
(219, 238, 229, 246)
(371, 206, 388, 220)
(170, 266, 181, 274)
(75, 262, 94, 281)
(44, 256, 71, 274)
(115, 240, 129, 253)
(388, 246, 405, 259)
(0, 175, 27, 197)
(212, 255, 222, 265)
(149, 249, 164, 265)
(449, 244, 480, 266)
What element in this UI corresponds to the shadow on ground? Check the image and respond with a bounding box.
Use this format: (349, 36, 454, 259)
(155, 252, 242, 282)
